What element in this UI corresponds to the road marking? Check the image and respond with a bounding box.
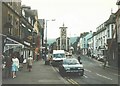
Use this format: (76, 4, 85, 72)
(52, 66, 56, 72)
(84, 69, 92, 72)
(52, 66, 69, 84)
(96, 73, 112, 80)
(67, 78, 80, 85)
(52, 66, 80, 85)
(70, 79, 78, 84)
(67, 79, 75, 84)
(55, 67, 59, 72)
(83, 75, 88, 78)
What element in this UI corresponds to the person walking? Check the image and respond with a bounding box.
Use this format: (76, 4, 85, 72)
(27, 56, 33, 72)
(19, 55, 24, 69)
(4, 54, 12, 78)
(77, 55, 81, 63)
(103, 56, 107, 69)
(11, 55, 19, 78)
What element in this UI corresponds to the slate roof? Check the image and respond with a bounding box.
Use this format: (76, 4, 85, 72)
(105, 13, 116, 26)
(80, 32, 89, 38)
(94, 13, 116, 36)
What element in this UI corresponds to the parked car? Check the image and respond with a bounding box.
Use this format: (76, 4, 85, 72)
(65, 52, 70, 56)
(97, 54, 104, 62)
(59, 58, 84, 76)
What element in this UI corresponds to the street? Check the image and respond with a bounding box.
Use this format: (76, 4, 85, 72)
(2, 55, 119, 85)
(59, 55, 119, 85)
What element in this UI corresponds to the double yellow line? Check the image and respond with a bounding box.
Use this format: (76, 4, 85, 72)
(66, 77, 80, 86)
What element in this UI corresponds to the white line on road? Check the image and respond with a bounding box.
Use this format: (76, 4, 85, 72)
(83, 75, 88, 78)
(84, 69, 92, 72)
(96, 73, 113, 80)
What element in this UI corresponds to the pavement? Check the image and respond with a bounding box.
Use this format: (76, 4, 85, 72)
(2, 59, 69, 84)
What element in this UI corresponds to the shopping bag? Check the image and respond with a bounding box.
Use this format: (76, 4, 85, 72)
(23, 59, 27, 64)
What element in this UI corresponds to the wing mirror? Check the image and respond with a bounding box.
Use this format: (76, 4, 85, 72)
(80, 62, 82, 64)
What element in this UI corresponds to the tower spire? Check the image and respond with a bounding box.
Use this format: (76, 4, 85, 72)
(111, 8, 113, 14)
(63, 23, 64, 27)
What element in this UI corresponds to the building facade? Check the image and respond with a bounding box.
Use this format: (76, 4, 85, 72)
(79, 31, 92, 55)
(116, 0, 120, 69)
(1, 1, 41, 61)
(2, 1, 23, 57)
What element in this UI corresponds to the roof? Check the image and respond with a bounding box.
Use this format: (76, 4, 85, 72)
(94, 27, 106, 36)
(105, 13, 116, 26)
(80, 32, 89, 38)
(116, 0, 120, 5)
(94, 13, 116, 36)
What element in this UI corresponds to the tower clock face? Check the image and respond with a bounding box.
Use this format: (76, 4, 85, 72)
(61, 29, 66, 38)
(62, 33, 66, 38)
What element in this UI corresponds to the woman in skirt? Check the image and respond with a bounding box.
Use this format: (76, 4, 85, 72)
(11, 56, 19, 78)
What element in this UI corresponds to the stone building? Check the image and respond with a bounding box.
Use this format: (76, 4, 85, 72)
(56, 24, 70, 51)
(2, 1, 22, 56)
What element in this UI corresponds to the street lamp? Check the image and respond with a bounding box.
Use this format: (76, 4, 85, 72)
(45, 19, 55, 64)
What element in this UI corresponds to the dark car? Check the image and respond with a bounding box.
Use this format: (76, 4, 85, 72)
(59, 58, 84, 76)
(97, 54, 104, 62)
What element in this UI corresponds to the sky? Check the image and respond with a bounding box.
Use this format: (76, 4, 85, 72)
(21, 0, 118, 39)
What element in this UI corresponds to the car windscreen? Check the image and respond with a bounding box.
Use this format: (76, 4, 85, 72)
(63, 59, 79, 65)
(53, 53, 65, 58)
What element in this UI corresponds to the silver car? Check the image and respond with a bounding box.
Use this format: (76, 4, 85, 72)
(59, 58, 84, 76)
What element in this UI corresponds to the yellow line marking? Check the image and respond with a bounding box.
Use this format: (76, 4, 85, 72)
(67, 79, 75, 84)
(67, 78, 80, 86)
(70, 79, 78, 84)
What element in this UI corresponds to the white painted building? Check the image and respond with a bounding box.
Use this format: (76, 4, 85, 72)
(94, 13, 116, 57)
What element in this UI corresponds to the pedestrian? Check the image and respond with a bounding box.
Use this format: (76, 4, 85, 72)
(11, 55, 19, 78)
(19, 55, 24, 69)
(103, 56, 107, 69)
(77, 55, 81, 63)
(27, 56, 33, 72)
(36, 53, 39, 61)
(4, 54, 12, 78)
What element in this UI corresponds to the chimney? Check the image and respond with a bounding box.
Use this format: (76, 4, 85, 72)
(116, 0, 120, 9)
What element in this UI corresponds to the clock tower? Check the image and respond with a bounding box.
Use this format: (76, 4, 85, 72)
(59, 23, 67, 50)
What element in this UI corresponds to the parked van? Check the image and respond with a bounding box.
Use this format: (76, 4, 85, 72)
(51, 50, 66, 66)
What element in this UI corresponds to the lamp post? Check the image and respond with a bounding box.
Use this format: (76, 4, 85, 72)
(45, 19, 55, 64)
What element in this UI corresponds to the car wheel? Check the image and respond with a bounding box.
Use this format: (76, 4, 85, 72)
(59, 68, 66, 77)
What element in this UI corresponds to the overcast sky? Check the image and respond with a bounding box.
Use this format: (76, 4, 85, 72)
(21, 0, 118, 39)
